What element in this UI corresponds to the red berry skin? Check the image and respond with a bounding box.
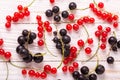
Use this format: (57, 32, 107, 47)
(44, 21, 50, 27)
(41, 72, 47, 79)
(89, 3, 94, 8)
(35, 72, 41, 78)
(24, 10, 30, 16)
(38, 21, 43, 26)
(63, 59, 69, 65)
(12, 16, 19, 22)
(68, 14, 74, 20)
(38, 39, 44, 46)
(6, 15, 12, 22)
(97, 25, 103, 31)
(37, 26, 43, 32)
(73, 24, 79, 31)
(5, 22, 11, 28)
(38, 32, 43, 38)
(102, 31, 108, 37)
(0, 48, 5, 55)
(62, 66, 67, 72)
(50, 0, 55, 3)
(73, 62, 79, 68)
(83, 16, 89, 23)
(22, 69, 27, 76)
(100, 43, 106, 50)
(85, 47, 92, 54)
(87, 38, 93, 44)
(51, 67, 57, 74)
(105, 27, 111, 33)
(36, 15, 42, 21)
(17, 5, 23, 11)
(113, 15, 119, 21)
(4, 52, 11, 60)
(98, 2, 104, 8)
(77, 19, 83, 25)
(28, 70, 35, 77)
(101, 37, 106, 42)
(69, 66, 74, 73)
(70, 46, 77, 54)
(0, 39, 4, 46)
(95, 30, 101, 37)
(66, 24, 72, 31)
(46, 26, 52, 32)
(44, 65, 51, 73)
(89, 18, 95, 23)
(113, 22, 118, 28)
(77, 39, 84, 47)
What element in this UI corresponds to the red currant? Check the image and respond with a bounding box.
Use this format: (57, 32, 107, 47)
(95, 30, 101, 37)
(87, 38, 93, 44)
(17, 5, 23, 11)
(89, 17, 95, 23)
(51, 67, 57, 74)
(0, 39, 4, 46)
(37, 26, 43, 32)
(77, 39, 84, 47)
(68, 14, 74, 20)
(22, 69, 27, 76)
(38, 32, 43, 38)
(98, 2, 104, 8)
(69, 66, 74, 73)
(113, 15, 118, 21)
(5, 22, 11, 28)
(77, 19, 83, 25)
(97, 25, 103, 31)
(35, 72, 41, 78)
(6, 15, 12, 22)
(113, 22, 118, 28)
(44, 65, 51, 73)
(73, 24, 79, 31)
(70, 46, 77, 53)
(73, 62, 79, 68)
(66, 24, 72, 31)
(49, 0, 55, 3)
(41, 72, 47, 79)
(101, 37, 106, 42)
(0, 48, 5, 55)
(89, 3, 94, 8)
(28, 70, 35, 77)
(36, 15, 42, 21)
(4, 52, 11, 60)
(62, 66, 67, 72)
(100, 43, 106, 50)
(102, 31, 108, 37)
(105, 27, 111, 32)
(38, 39, 44, 46)
(44, 21, 50, 27)
(46, 26, 52, 32)
(85, 47, 92, 54)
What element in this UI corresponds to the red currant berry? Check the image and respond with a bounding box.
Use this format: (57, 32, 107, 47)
(97, 25, 103, 31)
(113, 15, 118, 21)
(51, 67, 57, 74)
(35, 72, 41, 78)
(36, 15, 42, 21)
(5, 22, 11, 28)
(89, 3, 94, 8)
(38, 21, 43, 26)
(73, 62, 79, 68)
(95, 30, 101, 37)
(0, 39, 4, 46)
(105, 27, 111, 32)
(44, 21, 50, 27)
(38, 39, 44, 46)
(6, 15, 12, 22)
(89, 17, 95, 23)
(63, 59, 69, 65)
(102, 31, 108, 37)
(100, 43, 106, 50)
(44, 65, 51, 73)
(49, 0, 55, 3)
(87, 38, 93, 44)
(17, 5, 23, 11)
(113, 22, 118, 28)
(22, 69, 27, 76)
(66, 24, 72, 31)
(46, 26, 52, 32)
(102, 13, 107, 20)
(85, 47, 92, 54)
(83, 16, 89, 23)
(19, 12, 24, 19)
(73, 24, 79, 31)
(37, 26, 43, 32)
(12, 16, 19, 22)
(70, 46, 77, 53)
(0, 48, 5, 55)
(38, 32, 43, 38)
(41, 72, 47, 79)
(101, 37, 106, 42)
(24, 7, 28, 11)
(77, 39, 84, 47)
(69, 66, 74, 73)
(62, 66, 67, 72)
(24, 10, 30, 16)
(77, 19, 83, 25)
(4, 52, 11, 60)
(28, 70, 35, 77)
(68, 14, 74, 20)
(98, 2, 104, 8)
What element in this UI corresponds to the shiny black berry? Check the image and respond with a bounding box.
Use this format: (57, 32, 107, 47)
(33, 53, 43, 63)
(56, 42, 62, 49)
(59, 29, 67, 36)
(64, 44, 70, 49)
(53, 31, 57, 36)
(52, 6, 60, 13)
(108, 36, 117, 45)
(72, 71, 80, 79)
(22, 29, 29, 36)
(117, 40, 120, 48)
(61, 11, 69, 18)
(89, 74, 97, 80)
(17, 36, 26, 45)
(45, 9, 53, 17)
(62, 35, 71, 44)
(95, 64, 105, 74)
(78, 74, 86, 80)
(53, 37, 59, 43)
(19, 48, 29, 58)
(62, 48, 70, 57)
(23, 54, 32, 63)
(112, 45, 117, 51)
(69, 2, 77, 10)
(107, 56, 114, 64)
(80, 66, 89, 75)
(28, 39, 33, 44)
(16, 45, 25, 53)
(54, 15, 61, 22)
(29, 32, 36, 40)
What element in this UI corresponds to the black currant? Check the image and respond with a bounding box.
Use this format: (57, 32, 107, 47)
(108, 36, 117, 45)
(95, 64, 105, 74)
(23, 54, 32, 63)
(78, 74, 86, 80)
(28, 39, 33, 44)
(61, 11, 69, 18)
(107, 56, 114, 64)
(80, 66, 89, 75)
(52, 37, 59, 43)
(17, 36, 26, 45)
(33, 53, 44, 63)
(117, 40, 120, 48)
(89, 74, 97, 80)
(72, 71, 80, 79)
(53, 31, 57, 36)
(22, 29, 29, 36)
(45, 9, 53, 17)
(112, 45, 117, 51)
(19, 48, 29, 58)
(16, 45, 25, 53)
(62, 48, 70, 57)
(59, 29, 67, 36)
(62, 35, 71, 44)
(56, 42, 62, 49)
(29, 32, 36, 40)
(69, 2, 77, 10)
(54, 15, 61, 22)
(52, 6, 60, 13)
(64, 44, 70, 49)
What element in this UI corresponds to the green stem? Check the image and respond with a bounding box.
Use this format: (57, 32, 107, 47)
(27, 0, 36, 7)
(5, 61, 9, 80)
(76, 7, 89, 10)
(93, 0, 98, 7)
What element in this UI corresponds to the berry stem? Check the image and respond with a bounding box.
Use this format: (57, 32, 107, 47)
(27, 0, 36, 7)
(5, 61, 9, 80)
(76, 7, 89, 10)
(93, 0, 97, 7)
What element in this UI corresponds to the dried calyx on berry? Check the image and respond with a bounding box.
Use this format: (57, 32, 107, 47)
(16, 29, 44, 63)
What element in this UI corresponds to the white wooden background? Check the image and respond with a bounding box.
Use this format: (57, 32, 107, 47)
(0, 0, 120, 80)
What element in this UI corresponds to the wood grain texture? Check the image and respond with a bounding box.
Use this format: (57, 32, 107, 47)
(0, 0, 120, 80)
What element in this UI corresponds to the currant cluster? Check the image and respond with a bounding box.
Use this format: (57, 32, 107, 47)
(53, 29, 71, 57)
(89, 2, 119, 28)
(72, 65, 105, 80)
(16, 29, 44, 63)
(45, 2, 77, 22)
(5, 5, 30, 29)
(0, 48, 11, 60)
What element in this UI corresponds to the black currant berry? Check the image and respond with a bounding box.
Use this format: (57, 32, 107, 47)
(45, 9, 53, 17)
(22, 29, 29, 36)
(62, 35, 71, 44)
(28, 39, 33, 44)
(69, 2, 77, 10)
(52, 6, 60, 13)
(16, 45, 25, 53)
(72, 71, 80, 79)
(64, 44, 70, 49)
(56, 42, 62, 49)
(53, 37, 59, 43)
(107, 56, 114, 64)
(61, 11, 69, 18)
(108, 36, 117, 45)
(29, 32, 36, 40)
(80, 66, 89, 75)
(117, 40, 120, 48)
(54, 15, 61, 22)
(112, 45, 117, 51)
(59, 29, 67, 36)
(17, 36, 26, 45)
(53, 31, 57, 36)
(89, 74, 97, 80)
(23, 54, 32, 63)
(78, 74, 86, 80)
(62, 48, 70, 57)
(95, 64, 105, 74)
(19, 48, 29, 58)
(33, 53, 43, 63)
